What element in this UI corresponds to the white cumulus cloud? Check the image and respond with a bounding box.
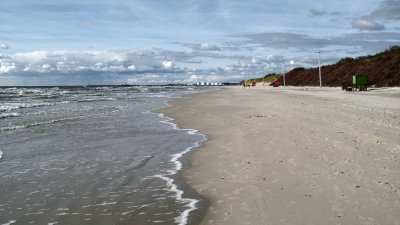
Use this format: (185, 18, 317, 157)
(0, 62, 16, 73)
(200, 42, 221, 51)
(251, 57, 261, 64)
(0, 43, 9, 49)
(0, 50, 168, 74)
(127, 64, 136, 70)
(162, 61, 173, 68)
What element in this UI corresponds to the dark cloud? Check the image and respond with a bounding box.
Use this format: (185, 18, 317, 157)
(126, 15, 139, 22)
(1, 31, 399, 85)
(351, 0, 400, 31)
(310, 9, 327, 16)
(352, 18, 386, 30)
(309, 9, 343, 17)
(243, 32, 329, 49)
(184, 59, 203, 63)
(330, 11, 343, 16)
(371, 0, 400, 20)
(241, 32, 399, 52)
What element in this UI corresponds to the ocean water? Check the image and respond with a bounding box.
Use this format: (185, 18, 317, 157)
(0, 86, 211, 225)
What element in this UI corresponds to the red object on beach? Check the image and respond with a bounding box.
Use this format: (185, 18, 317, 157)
(272, 80, 281, 87)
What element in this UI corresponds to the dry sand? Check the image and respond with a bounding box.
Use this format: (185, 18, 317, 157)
(161, 86, 400, 225)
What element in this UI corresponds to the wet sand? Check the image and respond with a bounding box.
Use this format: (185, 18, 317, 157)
(162, 86, 400, 225)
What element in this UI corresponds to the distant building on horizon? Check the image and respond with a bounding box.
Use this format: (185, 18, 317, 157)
(195, 82, 223, 86)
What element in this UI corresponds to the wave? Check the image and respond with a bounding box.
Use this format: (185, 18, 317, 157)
(0, 106, 122, 132)
(0, 149, 3, 160)
(0, 112, 20, 119)
(0, 102, 52, 112)
(77, 98, 117, 102)
(0, 119, 63, 132)
(0, 97, 116, 114)
(155, 112, 207, 225)
(0, 95, 21, 100)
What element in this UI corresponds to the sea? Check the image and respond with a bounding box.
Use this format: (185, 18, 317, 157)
(0, 85, 212, 225)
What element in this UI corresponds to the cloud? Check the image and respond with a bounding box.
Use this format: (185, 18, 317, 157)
(162, 61, 174, 68)
(351, 0, 399, 31)
(371, 0, 400, 20)
(200, 42, 221, 51)
(240, 31, 400, 52)
(0, 43, 9, 49)
(0, 46, 324, 85)
(310, 9, 326, 16)
(0, 62, 16, 73)
(309, 9, 343, 17)
(0, 50, 183, 75)
(251, 58, 259, 64)
(183, 42, 221, 51)
(242, 32, 329, 49)
(127, 64, 136, 70)
(185, 59, 203, 63)
(351, 18, 385, 30)
(0, 49, 241, 85)
(1, 29, 399, 85)
(330, 11, 343, 16)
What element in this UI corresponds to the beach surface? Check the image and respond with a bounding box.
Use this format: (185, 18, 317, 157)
(161, 86, 400, 225)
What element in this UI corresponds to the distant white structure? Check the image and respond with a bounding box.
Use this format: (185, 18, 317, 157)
(195, 82, 223, 86)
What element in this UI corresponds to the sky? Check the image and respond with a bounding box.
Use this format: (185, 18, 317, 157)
(0, 0, 399, 85)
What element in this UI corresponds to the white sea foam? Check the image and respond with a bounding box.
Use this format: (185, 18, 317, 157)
(0, 107, 122, 132)
(154, 174, 199, 225)
(56, 208, 69, 211)
(77, 98, 117, 102)
(82, 201, 118, 208)
(1, 220, 16, 225)
(0, 102, 52, 112)
(155, 111, 207, 225)
(147, 94, 171, 98)
(0, 149, 3, 160)
(0, 125, 25, 132)
(0, 112, 20, 118)
(15, 169, 32, 174)
(139, 87, 149, 93)
(0, 119, 63, 132)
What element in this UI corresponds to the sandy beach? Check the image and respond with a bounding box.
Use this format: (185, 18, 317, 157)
(161, 86, 400, 225)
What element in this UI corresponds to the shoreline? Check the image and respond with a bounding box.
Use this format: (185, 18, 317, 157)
(162, 86, 400, 225)
(156, 110, 209, 225)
